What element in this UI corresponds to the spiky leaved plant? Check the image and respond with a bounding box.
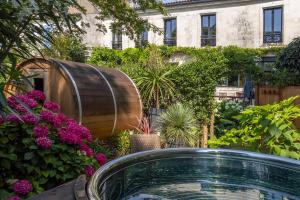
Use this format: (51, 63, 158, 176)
(158, 103, 198, 147)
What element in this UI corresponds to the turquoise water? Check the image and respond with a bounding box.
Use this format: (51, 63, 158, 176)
(90, 150, 300, 200)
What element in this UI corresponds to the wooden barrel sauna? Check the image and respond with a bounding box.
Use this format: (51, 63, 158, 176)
(18, 58, 142, 139)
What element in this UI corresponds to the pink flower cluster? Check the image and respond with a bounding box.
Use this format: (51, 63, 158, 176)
(33, 124, 49, 137)
(35, 137, 53, 149)
(95, 153, 107, 166)
(3, 90, 109, 183)
(13, 180, 32, 196)
(8, 94, 38, 113)
(43, 101, 60, 113)
(21, 113, 37, 124)
(84, 165, 94, 177)
(80, 143, 94, 157)
(58, 121, 92, 145)
(27, 90, 46, 101)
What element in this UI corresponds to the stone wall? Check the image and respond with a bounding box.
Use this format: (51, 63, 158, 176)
(80, 0, 300, 49)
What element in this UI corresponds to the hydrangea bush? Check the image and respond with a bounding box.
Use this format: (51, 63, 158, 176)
(0, 90, 107, 199)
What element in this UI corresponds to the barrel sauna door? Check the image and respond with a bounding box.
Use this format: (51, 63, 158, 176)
(21, 64, 50, 99)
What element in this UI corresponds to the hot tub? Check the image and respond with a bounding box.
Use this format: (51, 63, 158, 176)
(88, 149, 300, 200)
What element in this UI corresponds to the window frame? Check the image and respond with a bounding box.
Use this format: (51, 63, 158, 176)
(263, 6, 283, 44)
(112, 28, 122, 50)
(201, 14, 216, 47)
(164, 18, 177, 46)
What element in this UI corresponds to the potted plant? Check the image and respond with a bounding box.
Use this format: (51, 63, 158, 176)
(130, 117, 161, 153)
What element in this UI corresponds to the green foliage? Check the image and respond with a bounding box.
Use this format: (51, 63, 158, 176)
(42, 34, 87, 62)
(133, 46, 176, 108)
(106, 130, 131, 157)
(172, 47, 228, 122)
(275, 37, 300, 85)
(0, 0, 165, 114)
(215, 101, 244, 137)
(159, 103, 198, 147)
(114, 130, 131, 156)
(209, 97, 300, 160)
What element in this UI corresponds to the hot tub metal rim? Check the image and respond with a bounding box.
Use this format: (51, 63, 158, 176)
(87, 148, 300, 200)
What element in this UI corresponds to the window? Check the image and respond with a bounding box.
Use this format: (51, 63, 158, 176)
(112, 28, 122, 49)
(164, 18, 176, 46)
(136, 30, 148, 47)
(34, 78, 44, 91)
(218, 74, 245, 87)
(201, 14, 216, 46)
(263, 7, 283, 43)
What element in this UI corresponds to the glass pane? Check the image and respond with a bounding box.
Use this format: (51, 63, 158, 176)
(210, 15, 216, 28)
(165, 21, 171, 38)
(171, 19, 176, 38)
(202, 28, 208, 37)
(264, 9, 272, 32)
(165, 19, 176, 39)
(202, 16, 209, 28)
(274, 8, 282, 32)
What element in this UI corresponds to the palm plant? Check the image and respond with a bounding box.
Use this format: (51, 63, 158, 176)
(134, 46, 175, 108)
(158, 103, 198, 147)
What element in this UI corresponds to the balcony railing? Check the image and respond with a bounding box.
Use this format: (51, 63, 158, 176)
(112, 41, 122, 50)
(164, 38, 176, 46)
(263, 32, 282, 43)
(201, 36, 216, 46)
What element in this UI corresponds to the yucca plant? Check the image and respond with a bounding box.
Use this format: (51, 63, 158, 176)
(158, 103, 198, 147)
(134, 46, 175, 109)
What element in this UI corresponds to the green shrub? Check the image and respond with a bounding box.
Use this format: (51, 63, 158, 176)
(209, 97, 300, 160)
(172, 47, 228, 123)
(159, 103, 198, 147)
(43, 34, 87, 62)
(106, 130, 131, 157)
(88, 47, 122, 67)
(215, 100, 244, 137)
(275, 37, 300, 85)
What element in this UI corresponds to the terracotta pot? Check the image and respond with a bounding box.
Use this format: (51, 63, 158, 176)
(130, 134, 161, 153)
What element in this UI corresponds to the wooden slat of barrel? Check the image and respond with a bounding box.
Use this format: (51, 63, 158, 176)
(58, 60, 116, 138)
(99, 68, 142, 132)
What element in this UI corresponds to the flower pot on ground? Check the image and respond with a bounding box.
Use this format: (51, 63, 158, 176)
(130, 117, 161, 153)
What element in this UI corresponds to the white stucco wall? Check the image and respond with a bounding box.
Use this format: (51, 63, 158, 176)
(81, 0, 300, 49)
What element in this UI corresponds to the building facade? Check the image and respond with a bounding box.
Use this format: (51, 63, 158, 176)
(81, 0, 300, 49)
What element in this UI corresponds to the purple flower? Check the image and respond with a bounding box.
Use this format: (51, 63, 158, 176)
(39, 110, 55, 123)
(33, 124, 49, 137)
(7, 196, 21, 200)
(95, 153, 107, 166)
(84, 165, 94, 177)
(35, 136, 53, 149)
(17, 95, 38, 109)
(43, 101, 60, 113)
(80, 143, 93, 157)
(13, 180, 32, 196)
(7, 96, 18, 108)
(6, 114, 21, 124)
(21, 113, 37, 124)
(79, 126, 92, 142)
(15, 105, 27, 114)
(58, 129, 81, 145)
(27, 90, 46, 101)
